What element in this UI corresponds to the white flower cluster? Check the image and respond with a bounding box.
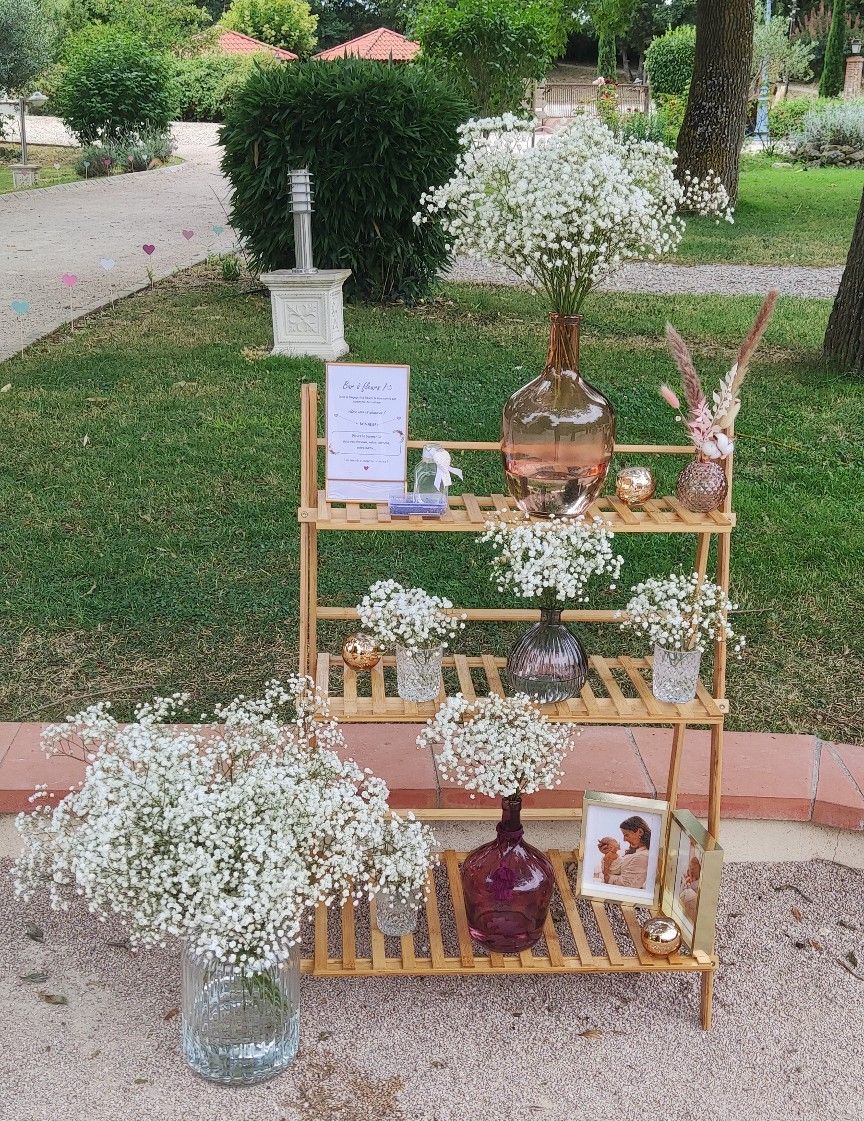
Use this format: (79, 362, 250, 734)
(620, 572, 744, 654)
(480, 516, 623, 604)
(12, 679, 432, 974)
(369, 813, 438, 906)
(416, 114, 732, 313)
(356, 579, 465, 653)
(417, 692, 576, 800)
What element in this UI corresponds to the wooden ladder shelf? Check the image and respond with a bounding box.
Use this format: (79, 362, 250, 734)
(296, 382, 734, 1029)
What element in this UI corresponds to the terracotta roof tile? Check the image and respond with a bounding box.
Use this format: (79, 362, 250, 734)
(218, 30, 298, 62)
(313, 27, 420, 62)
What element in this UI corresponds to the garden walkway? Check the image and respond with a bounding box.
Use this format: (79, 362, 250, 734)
(0, 119, 234, 361)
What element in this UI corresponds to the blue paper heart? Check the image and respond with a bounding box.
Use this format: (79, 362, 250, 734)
(211, 224, 225, 236)
(11, 299, 30, 316)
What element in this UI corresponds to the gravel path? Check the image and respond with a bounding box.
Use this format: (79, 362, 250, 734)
(0, 119, 235, 361)
(2, 857, 862, 1121)
(447, 256, 843, 299)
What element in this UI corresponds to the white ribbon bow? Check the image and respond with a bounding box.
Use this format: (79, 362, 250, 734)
(430, 446, 463, 491)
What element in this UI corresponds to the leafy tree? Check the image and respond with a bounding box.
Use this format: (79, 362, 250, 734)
(624, 0, 695, 58)
(221, 0, 317, 54)
(645, 23, 695, 93)
(586, 0, 639, 78)
(414, 0, 559, 116)
(819, 0, 847, 95)
(0, 0, 55, 91)
(751, 13, 815, 97)
(57, 0, 209, 50)
(54, 26, 179, 141)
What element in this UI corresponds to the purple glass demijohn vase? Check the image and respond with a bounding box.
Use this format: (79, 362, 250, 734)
(461, 796, 554, 952)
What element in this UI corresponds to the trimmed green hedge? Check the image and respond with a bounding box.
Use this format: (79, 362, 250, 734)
(221, 59, 470, 302)
(645, 24, 695, 96)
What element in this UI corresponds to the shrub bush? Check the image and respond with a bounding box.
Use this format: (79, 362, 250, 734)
(54, 27, 179, 144)
(174, 51, 276, 121)
(221, 59, 470, 302)
(221, 0, 317, 54)
(767, 96, 817, 139)
(74, 144, 116, 176)
(794, 99, 864, 150)
(645, 24, 695, 96)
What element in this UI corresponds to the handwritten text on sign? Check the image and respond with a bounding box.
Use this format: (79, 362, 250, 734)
(325, 363, 409, 501)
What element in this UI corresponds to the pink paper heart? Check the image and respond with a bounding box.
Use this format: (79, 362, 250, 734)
(181, 229, 194, 240)
(142, 244, 155, 256)
(61, 274, 78, 288)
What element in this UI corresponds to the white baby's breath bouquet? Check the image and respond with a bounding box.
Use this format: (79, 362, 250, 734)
(480, 516, 623, 607)
(417, 693, 576, 800)
(357, 579, 465, 653)
(620, 572, 743, 654)
(12, 679, 394, 975)
(369, 813, 438, 906)
(417, 114, 732, 315)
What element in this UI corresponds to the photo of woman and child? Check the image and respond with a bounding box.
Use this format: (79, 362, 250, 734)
(676, 840, 702, 926)
(579, 796, 666, 906)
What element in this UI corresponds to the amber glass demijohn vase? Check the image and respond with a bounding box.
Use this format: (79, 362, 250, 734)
(460, 796, 554, 952)
(502, 314, 616, 519)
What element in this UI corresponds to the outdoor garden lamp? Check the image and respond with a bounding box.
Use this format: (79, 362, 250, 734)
(289, 168, 316, 273)
(852, 38, 862, 55)
(18, 90, 48, 166)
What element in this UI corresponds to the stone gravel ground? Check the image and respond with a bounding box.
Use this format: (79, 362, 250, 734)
(447, 256, 843, 299)
(2, 858, 862, 1121)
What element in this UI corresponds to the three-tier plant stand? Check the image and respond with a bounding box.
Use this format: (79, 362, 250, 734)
(296, 382, 734, 1029)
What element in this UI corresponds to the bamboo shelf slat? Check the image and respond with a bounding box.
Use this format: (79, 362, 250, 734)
(299, 490, 735, 534)
(314, 652, 726, 724)
(300, 850, 716, 979)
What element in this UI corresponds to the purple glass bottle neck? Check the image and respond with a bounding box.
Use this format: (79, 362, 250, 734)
(497, 796, 524, 840)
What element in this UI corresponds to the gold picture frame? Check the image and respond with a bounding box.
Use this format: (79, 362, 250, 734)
(661, 810, 723, 956)
(577, 791, 669, 908)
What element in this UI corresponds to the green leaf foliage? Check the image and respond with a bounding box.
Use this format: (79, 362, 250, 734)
(645, 22, 695, 95)
(221, 0, 318, 54)
(413, 0, 559, 116)
(173, 50, 277, 120)
(220, 59, 470, 302)
(819, 0, 847, 97)
(54, 26, 180, 143)
(56, 0, 209, 51)
(0, 0, 55, 92)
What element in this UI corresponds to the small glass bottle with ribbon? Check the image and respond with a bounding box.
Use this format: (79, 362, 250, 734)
(414, 444, 462, 503)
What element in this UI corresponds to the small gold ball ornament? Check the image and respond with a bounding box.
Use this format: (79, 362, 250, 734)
(640, 916, 682, 957)
(615, 466, 656, 507)
(341, 632, 381, 671)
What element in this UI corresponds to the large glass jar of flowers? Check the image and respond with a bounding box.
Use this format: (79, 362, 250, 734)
(12, 680, 427, 1086)
(357, 579, 465, 702)
(418, 693, 576, 952)
(619, 573, 743, 703)
(418, 115, 732, 518)
(481, 515, 623, 703)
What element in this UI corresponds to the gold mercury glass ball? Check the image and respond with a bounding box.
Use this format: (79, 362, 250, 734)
(616, 466, 656, 507)
(341, 632, 381, 671)
(640, 916, 682, 957)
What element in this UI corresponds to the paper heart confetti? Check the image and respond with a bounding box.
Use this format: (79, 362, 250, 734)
(181, 229, 194, 240)
(11, 299, 30, 316)
(142, 244, 155, 256)
(61, 274, 78, 288)
(100, 258, 115, 271)
(211, 225, 224, 236)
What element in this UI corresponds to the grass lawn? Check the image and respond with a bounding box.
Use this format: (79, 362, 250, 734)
(0, 144, 82, 193)
(1, 272, 862, 741)
(678, 154, 862, 267)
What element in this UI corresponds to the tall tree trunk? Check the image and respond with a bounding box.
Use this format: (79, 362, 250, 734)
(676, 0, 755, 207)
(824, 188, 864, 372)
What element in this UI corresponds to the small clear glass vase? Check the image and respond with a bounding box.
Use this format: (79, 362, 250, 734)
(652, 644, 702, 703)
(395, 642, 443, 702)
(506, 605, 588, 703)
(374, 888, 419, 936)
(181, 944, 300, 1085)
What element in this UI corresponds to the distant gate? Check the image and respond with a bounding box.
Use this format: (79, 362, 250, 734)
(533, 83, 650, 119)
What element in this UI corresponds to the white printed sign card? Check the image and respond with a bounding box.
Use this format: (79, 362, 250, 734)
(325, 363, 410, 501)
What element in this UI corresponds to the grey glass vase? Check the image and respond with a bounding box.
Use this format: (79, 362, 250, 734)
(506, 605, 588, 703)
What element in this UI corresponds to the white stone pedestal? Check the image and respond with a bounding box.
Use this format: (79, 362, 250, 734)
(260, 269, 351, 359)
(11, 163, 39, 189)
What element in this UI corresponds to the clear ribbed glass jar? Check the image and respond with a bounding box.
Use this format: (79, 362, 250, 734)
(374, 888, 419, 936)
(395, 642, 443, 702)
(652, 644, 702, 703)
(181, 944, 300, 1085)
(506, 605, 588, 703)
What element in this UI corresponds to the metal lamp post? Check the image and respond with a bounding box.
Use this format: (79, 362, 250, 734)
(12, 90, 48, 188)
(259, 166, 351, 359)
(754, 0, 773, 145)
